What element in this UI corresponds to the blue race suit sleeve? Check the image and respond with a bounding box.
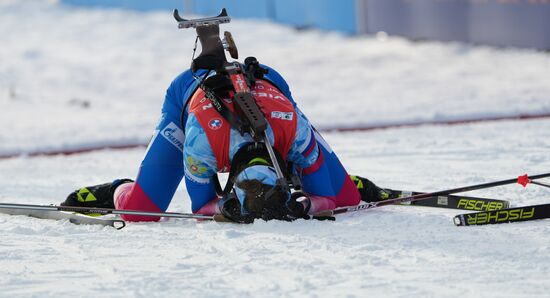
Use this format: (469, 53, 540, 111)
(183, 114, 219, 212)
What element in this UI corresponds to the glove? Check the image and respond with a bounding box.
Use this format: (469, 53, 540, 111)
(287, 192, 336, 221)
(284, 192, 311, 220)
(61, 179, 133, 209)
(219, 195, 255, 224)
(257, 191, 311, 222)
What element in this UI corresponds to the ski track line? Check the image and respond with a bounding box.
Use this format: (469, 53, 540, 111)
(1, 112, 549, 160)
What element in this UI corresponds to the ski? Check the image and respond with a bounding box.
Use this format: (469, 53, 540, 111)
(0, 207, 126, 229)
(454, 203, 550, 226)
(0, 202, 215, 221)
(393, 190, 510, 211)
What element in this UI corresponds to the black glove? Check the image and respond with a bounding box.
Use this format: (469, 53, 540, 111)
(219, 195, 255, 224)
(287, 192, 337, 221)
(61, 179, 133, 209)
(284, 192, 311, 220)
(255, 191, 310, 222)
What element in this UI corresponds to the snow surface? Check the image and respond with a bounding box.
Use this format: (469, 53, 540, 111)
(1, 1, 550, 297)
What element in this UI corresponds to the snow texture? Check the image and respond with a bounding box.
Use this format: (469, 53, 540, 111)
(1, 1, 549, 297)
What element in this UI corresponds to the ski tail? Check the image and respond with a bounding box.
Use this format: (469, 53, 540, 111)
(454, 203, 550, 226)
(392, 190, 510, 211)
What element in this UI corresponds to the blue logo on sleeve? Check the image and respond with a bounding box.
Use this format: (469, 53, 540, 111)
(161, 122, 184, 152)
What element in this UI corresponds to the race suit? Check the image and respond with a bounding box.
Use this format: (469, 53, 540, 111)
(114, 65, 361, 221)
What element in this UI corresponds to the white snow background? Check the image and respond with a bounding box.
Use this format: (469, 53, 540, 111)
(1, 1, 549, 297)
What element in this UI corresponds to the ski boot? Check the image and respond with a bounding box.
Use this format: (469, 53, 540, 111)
(350, 175, 397, 203)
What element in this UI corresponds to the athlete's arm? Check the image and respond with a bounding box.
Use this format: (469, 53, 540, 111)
(182, 113, 222, 214)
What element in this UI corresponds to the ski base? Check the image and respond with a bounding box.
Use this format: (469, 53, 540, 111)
(454, 203, 550, 226)
(0, 208, 126, 229)
(392, 190, 510, 211)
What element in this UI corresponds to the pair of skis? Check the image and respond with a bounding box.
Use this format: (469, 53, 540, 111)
(389, 191, 549, 226)
(316, 173, 550, 226)
(450, 175, 550, 226)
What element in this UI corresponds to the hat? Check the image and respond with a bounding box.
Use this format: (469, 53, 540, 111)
(233, 164, 290, 216)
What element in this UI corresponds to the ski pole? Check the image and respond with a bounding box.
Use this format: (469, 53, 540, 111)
(530, 181, 550, 189)
(316, 172, 550, 217)
(0, 202, 217, 221)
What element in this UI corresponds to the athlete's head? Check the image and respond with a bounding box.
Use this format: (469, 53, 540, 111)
(233, 162, 290, 220)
